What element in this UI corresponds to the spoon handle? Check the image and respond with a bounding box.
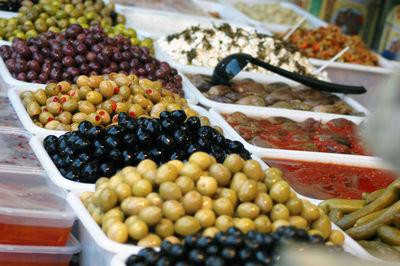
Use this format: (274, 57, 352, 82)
(250, 57, 366, 94)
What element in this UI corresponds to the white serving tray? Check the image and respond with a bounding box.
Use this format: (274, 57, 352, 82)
(0, 10, 17, 19)
(208, 104, 392, 168)
(69, 186, 378, 266)
(218, 0, 327, 33)
(116, 4, 266, 39)
(180, 67, 369, 116)
(28, 104, 225, 191)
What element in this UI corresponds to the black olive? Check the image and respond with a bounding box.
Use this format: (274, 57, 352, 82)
(59, 146, 74, 156)
(187, 143, 201, 154)
(66, 132, 80, 145)
(137, 131, 152, 147)
(184, 235, 198, 249)
(173, 129, 190, 145)
(294, 228, 308, 241)
(126, 254, 143, 265)
(170, 110, 186, 123)
(57, 139, 68, 153)
(138, 248, 156, 258)
(240, 150, 251, 160)
(226, 140, 245, 153)
(123, 133, 136, 147)
(197, 137, 210, 151)
(93, 140, 105, 149)
(159, 111, 171, 121)
(205, 256, 225, 266)
(244, 261, 263, 266)
(124, 119, 137, 132)
(158, 134, 177, 150)
(70, 158, 84, 172)
(64, 170, 79, 181)
(225, 234, 243, 247)
(211, 150, 225, 163)
(155, 256, 172, 266)
(161, 118, 178, 133)
(78, 121, 93, 135)
(54, 156, 65, 168)
(221, 247, 236, 260)
(117, 112, 130, 125)
(227, 227, 242, 236)
(85, 126, 104, 140)
(215, 232, 227, 245)
(175, 261, 190, 266)
(255, 250, 271, 264)
(188, 249, 205, 264)
(149, 148, 165, 162)
(167, 243, 183, 258)
(196, 236, 212, 250)
(146, 119, 161, 136)
(105, 136, 120, 149)
(186, 116, 201, 131)
(160, 241, 173, 253)
(99, 162, 114, 177)
(51, 152, 61, 162)
(309, 234, 324, 244)
(106, 125, 124, 138)
(246, 230, 259, 239)
(59, 168, 67, 176)
(239, 248, 253, 261)
(93, 147, 107, 158)
(135, 151, 150, 162)
(197, 126, 212, 138)
(246, 240, 260, 250)
(145, 251, 160, 264)
(263, 234, 273, 247)
(137, 117, 149, 127)
(78, 153, 91, 164)
(123, 150, 136, 165)
(206, 244, 219, 255)
(170, 150, 187, 161)
(45, 141, 58, 155)
(215, 134, 227, 146)
(73, 138, 91, 151)
(80, 161, 99, 181)
(108, 148, 122, 162)
(43, 135, 58, 148)
(62, 154, 73, 167)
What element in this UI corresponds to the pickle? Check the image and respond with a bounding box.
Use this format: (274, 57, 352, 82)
(328, 209, 344, 223)
(337, 179, 400, 230)
(345, 200, 400, 240)
(377, 225, 400, 245)
(358, 240, 400, 262)
(365, 189, 385, 204)
(353, 208, 388, 228)
(319, 199, 365, 214)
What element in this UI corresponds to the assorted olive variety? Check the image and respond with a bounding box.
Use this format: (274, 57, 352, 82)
(1, 24, 174, 90)
(80, 155, 344, 247)
(21, 74, 186, 131)
(125, 226, 345, 266)
(320, 179, 400, 262)
(44, 111, 248, 182)
(0, 0, 148, 45)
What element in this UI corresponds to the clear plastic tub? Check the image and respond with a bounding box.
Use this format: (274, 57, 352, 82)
(0, 95, 23, 129)
(180, 68, 369, 116)
(0, 234, 80, 266)
(28, 104, 218, 191)
(0, 168, 75, 246)
(0, 128, 42, 171)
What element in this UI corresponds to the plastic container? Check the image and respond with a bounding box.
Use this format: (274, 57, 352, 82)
(0, 128, 42, 171)
(7, 74, 197, 135)
(28, 104, 218, 191)
(69, 185, 378, 266)
(208, 105, 390, 165)
(0, 10, 18, 19)
(116, 5, 259, 39)
(218, 0, 328, 33)
(0, 167, 75, 246)
(180, 67, 369, 116)
(0, 234, 80, 266)
(0, 95, 23, 129)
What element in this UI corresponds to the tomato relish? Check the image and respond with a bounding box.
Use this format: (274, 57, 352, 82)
(223, 112, 369, 155)
(263, 158, 397, 200)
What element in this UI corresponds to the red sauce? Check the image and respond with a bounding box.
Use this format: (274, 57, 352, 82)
(263, 158, 397, 200)
(0, 253, 71, 266)
(0, 223, 71, 246)
(223, 113, 369, 155)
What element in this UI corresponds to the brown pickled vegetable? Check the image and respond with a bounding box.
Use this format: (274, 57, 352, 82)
(81, 153, 343, 247)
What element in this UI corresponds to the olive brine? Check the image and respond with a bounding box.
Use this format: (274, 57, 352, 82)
(43, 112, 251, 183)
(125, 226, 345, 266)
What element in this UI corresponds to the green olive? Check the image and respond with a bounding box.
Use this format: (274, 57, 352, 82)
(272, 219, 291, 232)
(235, 218, 256, 234)
(86, 90, 103, 105)
(21, 90, 35, 99)
(121, 197, 151, 216)
(99, 80, 115, 98)
(99, 188, 118, 212)
(174, 216, 201, 237)
(301, 200, 320, 222)
(213, 198, 234, 216)
(44, 120, 60, 130)
(230, 172, 248, 192)
(47, 101, 63, 115)
(155, 219, 174, 238)
(209, 163, 231, 186)
(194, 209, 216, 228)
(115, 102, 128, 113)
(142, 168, 157, 185)
(78, 100, 96, 114)
(215, 215, 234, 232)
(175, 176, 195, 195)
(182, 190, 202, 214)
(189, 152, 212, 170)
(38, 111, 54, 124)
(62, 99, 78, 112)
(254, 215, 271, 233)
(286, 197, 303, 215)
(128, 219, 148, 240)
(115, 182, 132, 202)
(164, 235, 180, 244)
(27, 101, 41, 117)
(124, 215, 139, 228)
(57, 111, 72, 124)
(33, 89, 47, 105)
(72, 112, 87, 124)
(156, 163, 178, 184)
(22, 96, 35, 108)
(269, 181, 290, 203)
(180, 162, 202, 181)
(86, 112, 103, 126)
(270, 203, 290, 221)
(311, 215, 331, 239)
(106, 222, 128, 243)
(162, 200, 185, 221)
(132, 179, 153, 197)
(218, 188, 238, 207)
(55, 123, 71, 131)
(238, 179, 258, 202)
(329, 230, 345, 245)
(146, 192, 163, 207)
(96, 109, 111, 125)
(136, 159, 157, 176)
(243, 160, 264, 181)
(196, 176, 218, 197)
(138, 206, 162, 226)
(202, 227, 219, 238)
(264, 168, 283, 189)
(137, 234, 162, 247)
(159, 181, 182, 201)
(237, 202, 260, 219)
(201, 196, 213, 210)
(45, 83, 60, 96)
(289, 216, 308, 229)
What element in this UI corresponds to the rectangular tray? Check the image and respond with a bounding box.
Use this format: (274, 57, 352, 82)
(208, 104, 389, 166)
(179, 67, 369, 116)
(28, 104, 222, 191)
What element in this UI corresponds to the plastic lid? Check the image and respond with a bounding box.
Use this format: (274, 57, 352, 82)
(0, 96, 23, 129)
(0, 234, 80, 254)
(0, 168, 75, 219)
(0, 128, 42, 171)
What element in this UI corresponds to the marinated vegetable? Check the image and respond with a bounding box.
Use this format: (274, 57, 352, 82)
(187, 74, 360, 115)
(81, 154, 344, 246)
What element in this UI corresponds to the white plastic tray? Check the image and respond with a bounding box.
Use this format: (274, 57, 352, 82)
(180, 67, 369, 116)
(29, 104, 223, 191)
(208, 105, 392, 168)
(70, 185, 378, 266)
(218, 0, 328, 33)
(0, 10, 17, 19)
(116, 5, 265, 39)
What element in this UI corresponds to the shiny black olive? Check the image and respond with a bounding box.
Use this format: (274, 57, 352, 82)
(138, 248, 156, 258)
(221, 247, 236, 260)
(137, 131, 152, 147)
(188, 249, 205, 264)
(126, 254, 143, 265)
(225, 234, 243, 247)
(73, 138, 91, 151)
(205, 256, 225, 266)
(64, 170, 79, 181)
(309, 234, 324, 244)
(149, 148, 165, 162)
(197, 126, 212, 138)
(70, 158, 84, 172)
(184, 235, 198, 249)
(146, 119, 161, 136)
(80, 161, 99, 181)
(93, 147, 107, 158)
(170, 150, 186, 161)
(117, 112, 130, 124)
(135, 151, 150, 162)
(123, 150, 136, 165)
(198, 137, 211, 151)
(78, 121, 93, 135)
(161, 118, 177, 133)
(170, 110, 186, 123)
(108, 148, 122, 162)
(173, 130, 190, 145)
(244, 261, 264, 266)
(106, 125, 124, 138)
(226, 140, 245, 152)
(99, 162, 115, 177)
(179, 124, 188, 132)
(51, 152, 61, 162)
(62, 154, 73, 166)
(239, 248, 253, 261)
(105, 136, 120, 149)
(255, 250, 271, 264)
(155, 256, 172, 266)
(124, 119, 137, 132)
(215, 134, 227, 146)
(175, 261, 190, 266)
(45, 141, 58, 155)
(145, 252, 160, 264)
(137, 117, 149, 127)
(239, 150, 251, 160)
(186, 116, 201, 131)
(93, 140, 105, 149)
(123, 133, 136, 146)
(227, 227, 242, 236)
(66, 132, 80, 145)
(78, 153, 91, 164)
(54, 156, 65, 168)
(246, 240, 260, 250)
(169, 244, 184, 258)
(43, 135, 58, 148)
(59, 168, 67, 176)
(294, 228, 308, 240)
(206, 244, 219, 255)
(57, 139, 68, 153)
(187, 143, 201, 154)
(159, 111, 171, 121)
(263, 235, 273, 247)
(158, 134, 177, 150)
(85, 126, 104, 140)
(60, 146, 74, 156)
(196, 237, 212, 249)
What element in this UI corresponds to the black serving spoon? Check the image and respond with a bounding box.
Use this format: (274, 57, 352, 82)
(211, 53, 366, 94)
